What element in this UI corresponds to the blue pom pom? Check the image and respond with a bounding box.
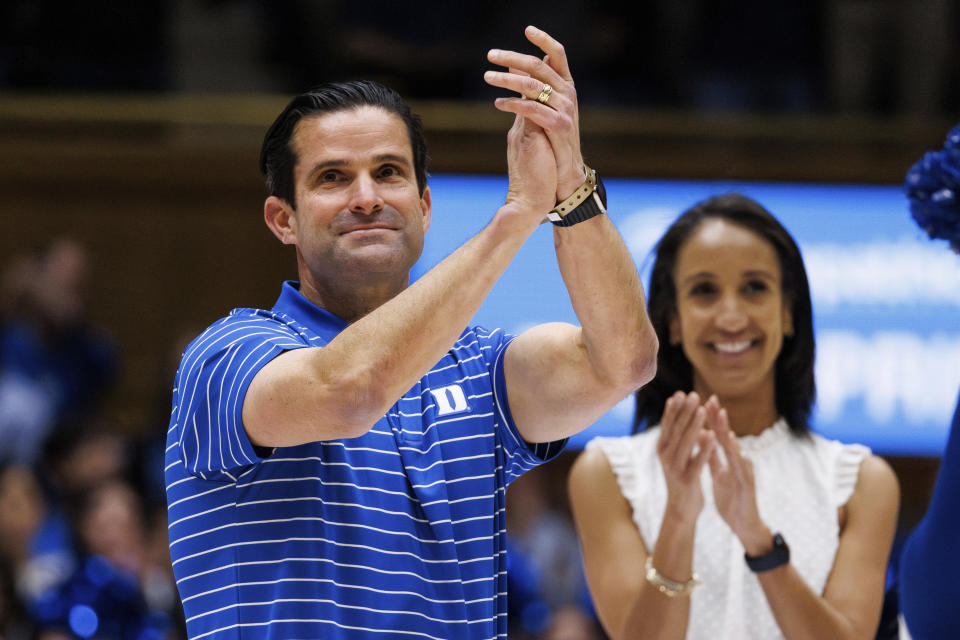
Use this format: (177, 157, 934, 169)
(904, 124, 960, 252)
(946, 124, 960, 150)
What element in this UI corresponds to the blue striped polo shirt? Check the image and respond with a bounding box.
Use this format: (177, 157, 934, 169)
(165, 281, 564, 639)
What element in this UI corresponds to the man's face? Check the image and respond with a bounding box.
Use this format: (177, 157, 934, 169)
(274, 106, 431, 298)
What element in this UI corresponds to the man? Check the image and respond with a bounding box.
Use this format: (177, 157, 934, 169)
(166, 26, 657, 639)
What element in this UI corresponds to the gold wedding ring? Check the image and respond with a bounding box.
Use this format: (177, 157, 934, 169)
(536, 83, 553, 105)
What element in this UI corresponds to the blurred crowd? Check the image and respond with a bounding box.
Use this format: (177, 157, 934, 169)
(505, 455, 604, 640)
(0, 239, 184, 640)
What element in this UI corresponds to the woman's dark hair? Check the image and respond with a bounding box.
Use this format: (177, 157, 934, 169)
(634, 193, 815, 436)
(258, 80, 429, 209)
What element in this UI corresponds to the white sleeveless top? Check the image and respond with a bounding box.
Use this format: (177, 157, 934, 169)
(589, 419, 869, 640)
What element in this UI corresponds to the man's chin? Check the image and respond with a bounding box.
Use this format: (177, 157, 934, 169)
(335, 245, 421, 276)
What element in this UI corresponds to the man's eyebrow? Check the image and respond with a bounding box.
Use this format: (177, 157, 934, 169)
(374, 153, 412, 166)
(305, 160, 348, 179)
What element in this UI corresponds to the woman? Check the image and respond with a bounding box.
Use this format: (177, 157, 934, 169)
(568, 194, 900, 640)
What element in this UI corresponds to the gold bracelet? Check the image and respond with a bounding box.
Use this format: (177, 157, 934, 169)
(644, 556, 700, 597)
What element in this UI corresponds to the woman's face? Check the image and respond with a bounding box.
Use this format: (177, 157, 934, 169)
(669, 218, 792, 405)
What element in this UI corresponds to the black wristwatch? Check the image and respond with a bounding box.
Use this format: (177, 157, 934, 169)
(744, 532, 790, 573)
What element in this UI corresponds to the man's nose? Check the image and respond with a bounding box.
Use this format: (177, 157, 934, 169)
(348, 174, 385, 215)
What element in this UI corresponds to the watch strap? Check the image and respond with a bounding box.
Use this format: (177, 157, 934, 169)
(546, 166, 607, 226)
(744, 532, 790, 573)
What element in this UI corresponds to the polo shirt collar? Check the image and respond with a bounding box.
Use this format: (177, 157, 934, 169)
(272, 280, 348, 340)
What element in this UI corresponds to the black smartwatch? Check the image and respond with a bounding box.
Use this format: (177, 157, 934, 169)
(744, 532, 790, 573)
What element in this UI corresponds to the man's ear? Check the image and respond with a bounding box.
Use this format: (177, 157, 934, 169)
(264, 196, 297, 244)
(420, 185, 432, 234)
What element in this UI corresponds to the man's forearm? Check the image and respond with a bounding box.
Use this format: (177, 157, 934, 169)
(501, 210, 657, 445)
(554, 213, 657, 387)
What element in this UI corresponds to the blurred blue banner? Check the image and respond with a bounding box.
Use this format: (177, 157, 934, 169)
(414, 175, 960, 456)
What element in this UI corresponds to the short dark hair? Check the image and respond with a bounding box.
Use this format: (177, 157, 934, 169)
(634, 193, 816, 436)
(258, 80, 429, 209)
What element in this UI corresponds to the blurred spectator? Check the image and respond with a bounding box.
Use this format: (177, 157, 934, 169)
(37, 424, 186, 638)
(507, 459, 596, 638)
(43, 427, 129, 509)
(78, 481, 148, 584)
(506, 537, 552, 639)
(79, 480, 179, 625)
(142, 507, 183, 639)
(31, 479, 179, 640)
(508, 467, 589, 612)
(0, 239, 118, 467)
(0, 464, 75, 624)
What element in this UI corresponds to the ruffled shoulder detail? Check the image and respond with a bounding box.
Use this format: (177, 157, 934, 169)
(832, 439, 871, 507)
(587, 432, 659, 523)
